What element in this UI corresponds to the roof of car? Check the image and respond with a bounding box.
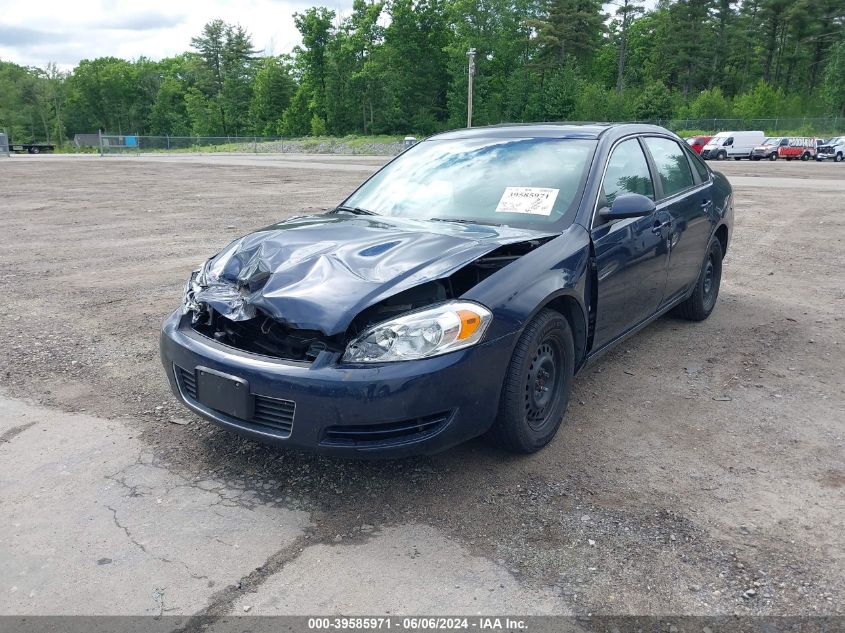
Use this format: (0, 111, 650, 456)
(428, 122, 672, 141)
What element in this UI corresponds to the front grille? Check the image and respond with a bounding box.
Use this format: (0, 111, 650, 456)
(320, 412, 451, 448)
(175, 365, 198, 399)
(252, 395, 295, 434)
(174, 365, 294, 437)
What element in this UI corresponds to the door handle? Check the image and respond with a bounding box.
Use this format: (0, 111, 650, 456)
(652, 219, 671, 234)
(701, 199, 712, 208)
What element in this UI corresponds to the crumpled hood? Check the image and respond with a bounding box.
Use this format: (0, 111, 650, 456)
(192, 214, 555, 335)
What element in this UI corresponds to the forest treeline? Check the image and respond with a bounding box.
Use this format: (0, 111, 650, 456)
(2, 0, 845, 143)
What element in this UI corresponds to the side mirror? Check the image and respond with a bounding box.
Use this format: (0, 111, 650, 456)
(600, 193, 656, 221)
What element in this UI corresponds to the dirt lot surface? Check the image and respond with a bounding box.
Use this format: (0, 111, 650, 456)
(0, 153, 843, 618)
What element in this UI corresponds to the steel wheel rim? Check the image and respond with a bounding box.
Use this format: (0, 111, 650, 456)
(524, 338, 563, 431)
(703, 251, 719, 310)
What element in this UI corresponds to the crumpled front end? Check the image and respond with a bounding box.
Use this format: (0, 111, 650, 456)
(180, 214, 555, 362)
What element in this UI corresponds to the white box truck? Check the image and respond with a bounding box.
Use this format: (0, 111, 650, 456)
(701, 131, 765, 161)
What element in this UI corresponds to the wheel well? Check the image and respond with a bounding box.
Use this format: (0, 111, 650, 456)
(543, 295, 587, 369)
(715, 224, 728, 256)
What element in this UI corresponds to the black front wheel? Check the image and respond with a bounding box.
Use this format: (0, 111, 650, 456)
(674, 238, 723, 321)
(487, 309, 574, 453)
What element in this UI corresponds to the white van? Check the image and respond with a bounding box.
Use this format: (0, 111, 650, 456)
(701, 131, 765, 160)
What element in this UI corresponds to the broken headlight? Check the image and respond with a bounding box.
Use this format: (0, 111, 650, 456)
(342, 301, 492, 363)
(181, 264, 207, 315)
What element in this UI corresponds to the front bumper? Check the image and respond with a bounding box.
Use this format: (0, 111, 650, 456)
(160, 310, 514, 457)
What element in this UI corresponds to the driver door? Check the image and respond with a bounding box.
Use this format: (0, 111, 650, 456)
(590, 137, 670, 349)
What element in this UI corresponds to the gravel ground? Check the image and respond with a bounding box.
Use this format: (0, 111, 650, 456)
(0, 154, 842, 616)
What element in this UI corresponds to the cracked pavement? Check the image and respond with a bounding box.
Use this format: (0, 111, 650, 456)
(0, 396, 558, 616)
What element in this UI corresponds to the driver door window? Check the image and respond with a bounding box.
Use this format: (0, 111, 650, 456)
(601, 138, 655, 211)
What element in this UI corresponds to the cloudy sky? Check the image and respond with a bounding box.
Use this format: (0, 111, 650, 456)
(0, 0, 355, 69)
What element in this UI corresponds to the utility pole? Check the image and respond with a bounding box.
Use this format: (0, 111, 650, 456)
(466, 48, 476, 128)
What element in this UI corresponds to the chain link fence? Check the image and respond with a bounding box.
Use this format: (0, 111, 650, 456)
(87, 117, 844, 157)
(94, 133, 406, 156)
(648, 116, 844, 135)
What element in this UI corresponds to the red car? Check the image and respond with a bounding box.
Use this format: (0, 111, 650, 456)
(686, 136, 712, 154)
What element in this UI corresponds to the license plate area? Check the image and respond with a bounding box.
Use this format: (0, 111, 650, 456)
(196, 366, 254, 420)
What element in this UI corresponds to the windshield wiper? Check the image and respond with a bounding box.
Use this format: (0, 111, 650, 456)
(335, 205, 378, 216)
(427, 217, 502, 227)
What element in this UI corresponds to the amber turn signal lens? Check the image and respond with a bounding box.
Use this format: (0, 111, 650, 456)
(457, 310, 482, 340)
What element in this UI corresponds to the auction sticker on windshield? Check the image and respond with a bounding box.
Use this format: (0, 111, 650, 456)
(495, 187, 559, 216)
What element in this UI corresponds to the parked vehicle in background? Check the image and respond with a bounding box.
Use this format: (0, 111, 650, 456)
(700, 131, 765, 160)
(777, 137, 819, 161)
(751, 137, 787, 160)
(685, 136, 712, 154)
(816, 136, 844, 162)
(7, 139, 56, 154)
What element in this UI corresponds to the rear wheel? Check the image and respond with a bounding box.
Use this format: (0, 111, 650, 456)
(733, 157, 742, 161)
(487, 309, 574, 453)
(674, 238, 723, 322)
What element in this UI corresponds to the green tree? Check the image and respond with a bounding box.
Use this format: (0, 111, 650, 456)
(822, 41, 845, 116)
(529, 0, 606, 70)
(733, 80, 783, 119)
(190, 20, 258, 135)
(634, 81, 675, 121)
(684, 87, 732, 119)
(249, 57, 296, 135)
(611, 0, 645, 93)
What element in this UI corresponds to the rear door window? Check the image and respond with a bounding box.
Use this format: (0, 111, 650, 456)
(687, 148, 710, 183)
(643, 137, 695, 198)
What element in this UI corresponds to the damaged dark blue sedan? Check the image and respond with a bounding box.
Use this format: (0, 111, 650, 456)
(160, 123, 733, 457)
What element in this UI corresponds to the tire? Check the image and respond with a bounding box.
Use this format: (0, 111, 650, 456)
(30, 147, 40, 154)
(770, 153, 778, 161)
(674, 238, 723, 322)
(801, 152, 810, 161)
(752, 156, 760, 161)
(733, 157, 742, 161)
(487, 309, 574, 453)
(836, 153, 843, 163)
(716, 150, 727, 161)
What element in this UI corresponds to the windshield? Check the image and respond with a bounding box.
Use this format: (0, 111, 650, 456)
(707, 135, 726, 145)
(341, 137, 596, 229)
